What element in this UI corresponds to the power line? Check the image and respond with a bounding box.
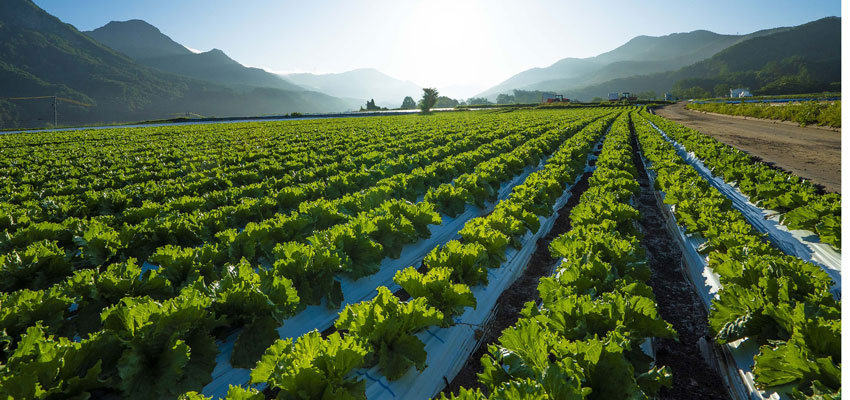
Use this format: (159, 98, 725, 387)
(1, 95, 93, 127)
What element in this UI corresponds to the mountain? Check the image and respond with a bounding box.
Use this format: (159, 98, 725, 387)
(282, 68, 422, 109)
(477, 27, 785, 99)
(478, 58, 601, 99)
(85, 19, 191, 60)
(86, 20, 303, 91)
(552, 17, 840, 100)
(0, 0, 352, 128)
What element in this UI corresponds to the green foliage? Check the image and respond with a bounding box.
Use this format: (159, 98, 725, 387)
(465, 97, 492, 106)
(420, 88, 439, 113)
(0, 239, 73, 292)
(394, 266, 476, 326)
(251, 330, 369, 400)
(687, 101, 841, 128)
(0, 107, 628, 396)
(496, 93, 515, 104)
(400, 96, 417, 110)
(424, 240, 490, 286)
(361, 99, 386, 111)
(434, 96, 460, 108)
(633, 110, 842, 395)
(0, 286, 72, 343)
(63, 258, 173, 337)
(270, 242, 345, 308)
(100, 287, 224, 399)
(335, 287, 443, 380)
(197, 259, 299, 367)
(0, 323, 122, 399)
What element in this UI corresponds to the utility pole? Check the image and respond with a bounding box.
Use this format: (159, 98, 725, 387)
(1, 96, 91, 128)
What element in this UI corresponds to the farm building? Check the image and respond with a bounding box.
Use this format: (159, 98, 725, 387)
(729, 88, 753, 98)
(608, 92, 619, 102)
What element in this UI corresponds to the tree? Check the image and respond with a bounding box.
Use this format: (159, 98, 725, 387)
(434, 96, 459, 108)
(672, 86, 712, 100)
(360, 99, 387, 111)
(636, 90, 657, 100)
(466, 97, 492, 105)
(496, 93, 515, 104)
(419, 88, 438, 113)
(512, 90, 546, 104)
(365, 99, 379, 111)
(400, 96, 417, 109)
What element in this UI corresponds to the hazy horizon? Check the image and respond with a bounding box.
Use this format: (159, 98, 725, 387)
(33, 0, 841, 99)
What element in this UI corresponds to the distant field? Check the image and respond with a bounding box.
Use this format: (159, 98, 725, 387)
(686, 100, 841, 128)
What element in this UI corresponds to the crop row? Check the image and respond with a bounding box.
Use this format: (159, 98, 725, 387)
(235, 110, 623, 400)
(0, 112, 598, 297)
(437, 111, 676, 399)
(1, 114, 545, 229)
(643, 113, 840, 249)
(633, 111, 840, 398)
(0, 116, 472, 196)
(0, 108, 616, 399)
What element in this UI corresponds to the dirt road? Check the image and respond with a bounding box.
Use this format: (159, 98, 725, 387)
(655, 102, 841, 193)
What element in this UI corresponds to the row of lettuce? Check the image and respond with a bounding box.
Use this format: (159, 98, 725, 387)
(438, 112, 678, 399)
(176, 111, 622, 399)
(0, 109, 598, 352)
(4, 107, 836, 399)
(634, 111, 840, 398)
(644, 113, 840, 249)
(437, 109, 841, 399)
(0, 109, 615, 398)
(1, 115, 505, 209)
(1, 113, 552, 294)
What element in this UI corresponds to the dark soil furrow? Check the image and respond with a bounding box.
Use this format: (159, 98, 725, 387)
(441, 146, 601, 396)
(630, 126, 730, 400)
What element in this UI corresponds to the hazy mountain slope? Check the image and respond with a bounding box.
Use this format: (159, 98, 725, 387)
(556, 17, 840, 100)
(592, 30, 737, 64)
(476, 58, 601, 99)
(0, 0, 352, 128)
(87, 20, 303, 91)
(478, 27, 787, 99)
(86, 19, 192, 59)
(283, 68, 421, 108)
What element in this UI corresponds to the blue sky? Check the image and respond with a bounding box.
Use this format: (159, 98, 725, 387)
(35, 0, 840, 98)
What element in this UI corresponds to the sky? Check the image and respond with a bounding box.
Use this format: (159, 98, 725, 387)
(35, 0, 840, 99)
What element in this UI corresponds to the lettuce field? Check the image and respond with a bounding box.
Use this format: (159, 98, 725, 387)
(0, 108, 840, 400)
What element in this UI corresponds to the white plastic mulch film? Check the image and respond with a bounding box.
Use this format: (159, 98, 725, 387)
(358, 139, 604, 400)
(639, 154, 773, 400)
(648, 121, 841, 298)
(202, 157, 553, 398)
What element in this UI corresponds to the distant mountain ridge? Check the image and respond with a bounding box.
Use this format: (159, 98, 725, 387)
(477, 26, 787, 99)
(282, 69, 422, 109)
(86, 20, 304, 92)
(0, 1, 353, 129)
(88, 20, 421, 109)
(0, 0, 837, 129)
(550, 17, 840, 100)
(86, 19, 191, 60)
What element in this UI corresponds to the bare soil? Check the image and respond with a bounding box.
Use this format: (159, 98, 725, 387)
(441, 152, 598, 397)
(655, 102, 841, 194)
(631, 129, 730, 400)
